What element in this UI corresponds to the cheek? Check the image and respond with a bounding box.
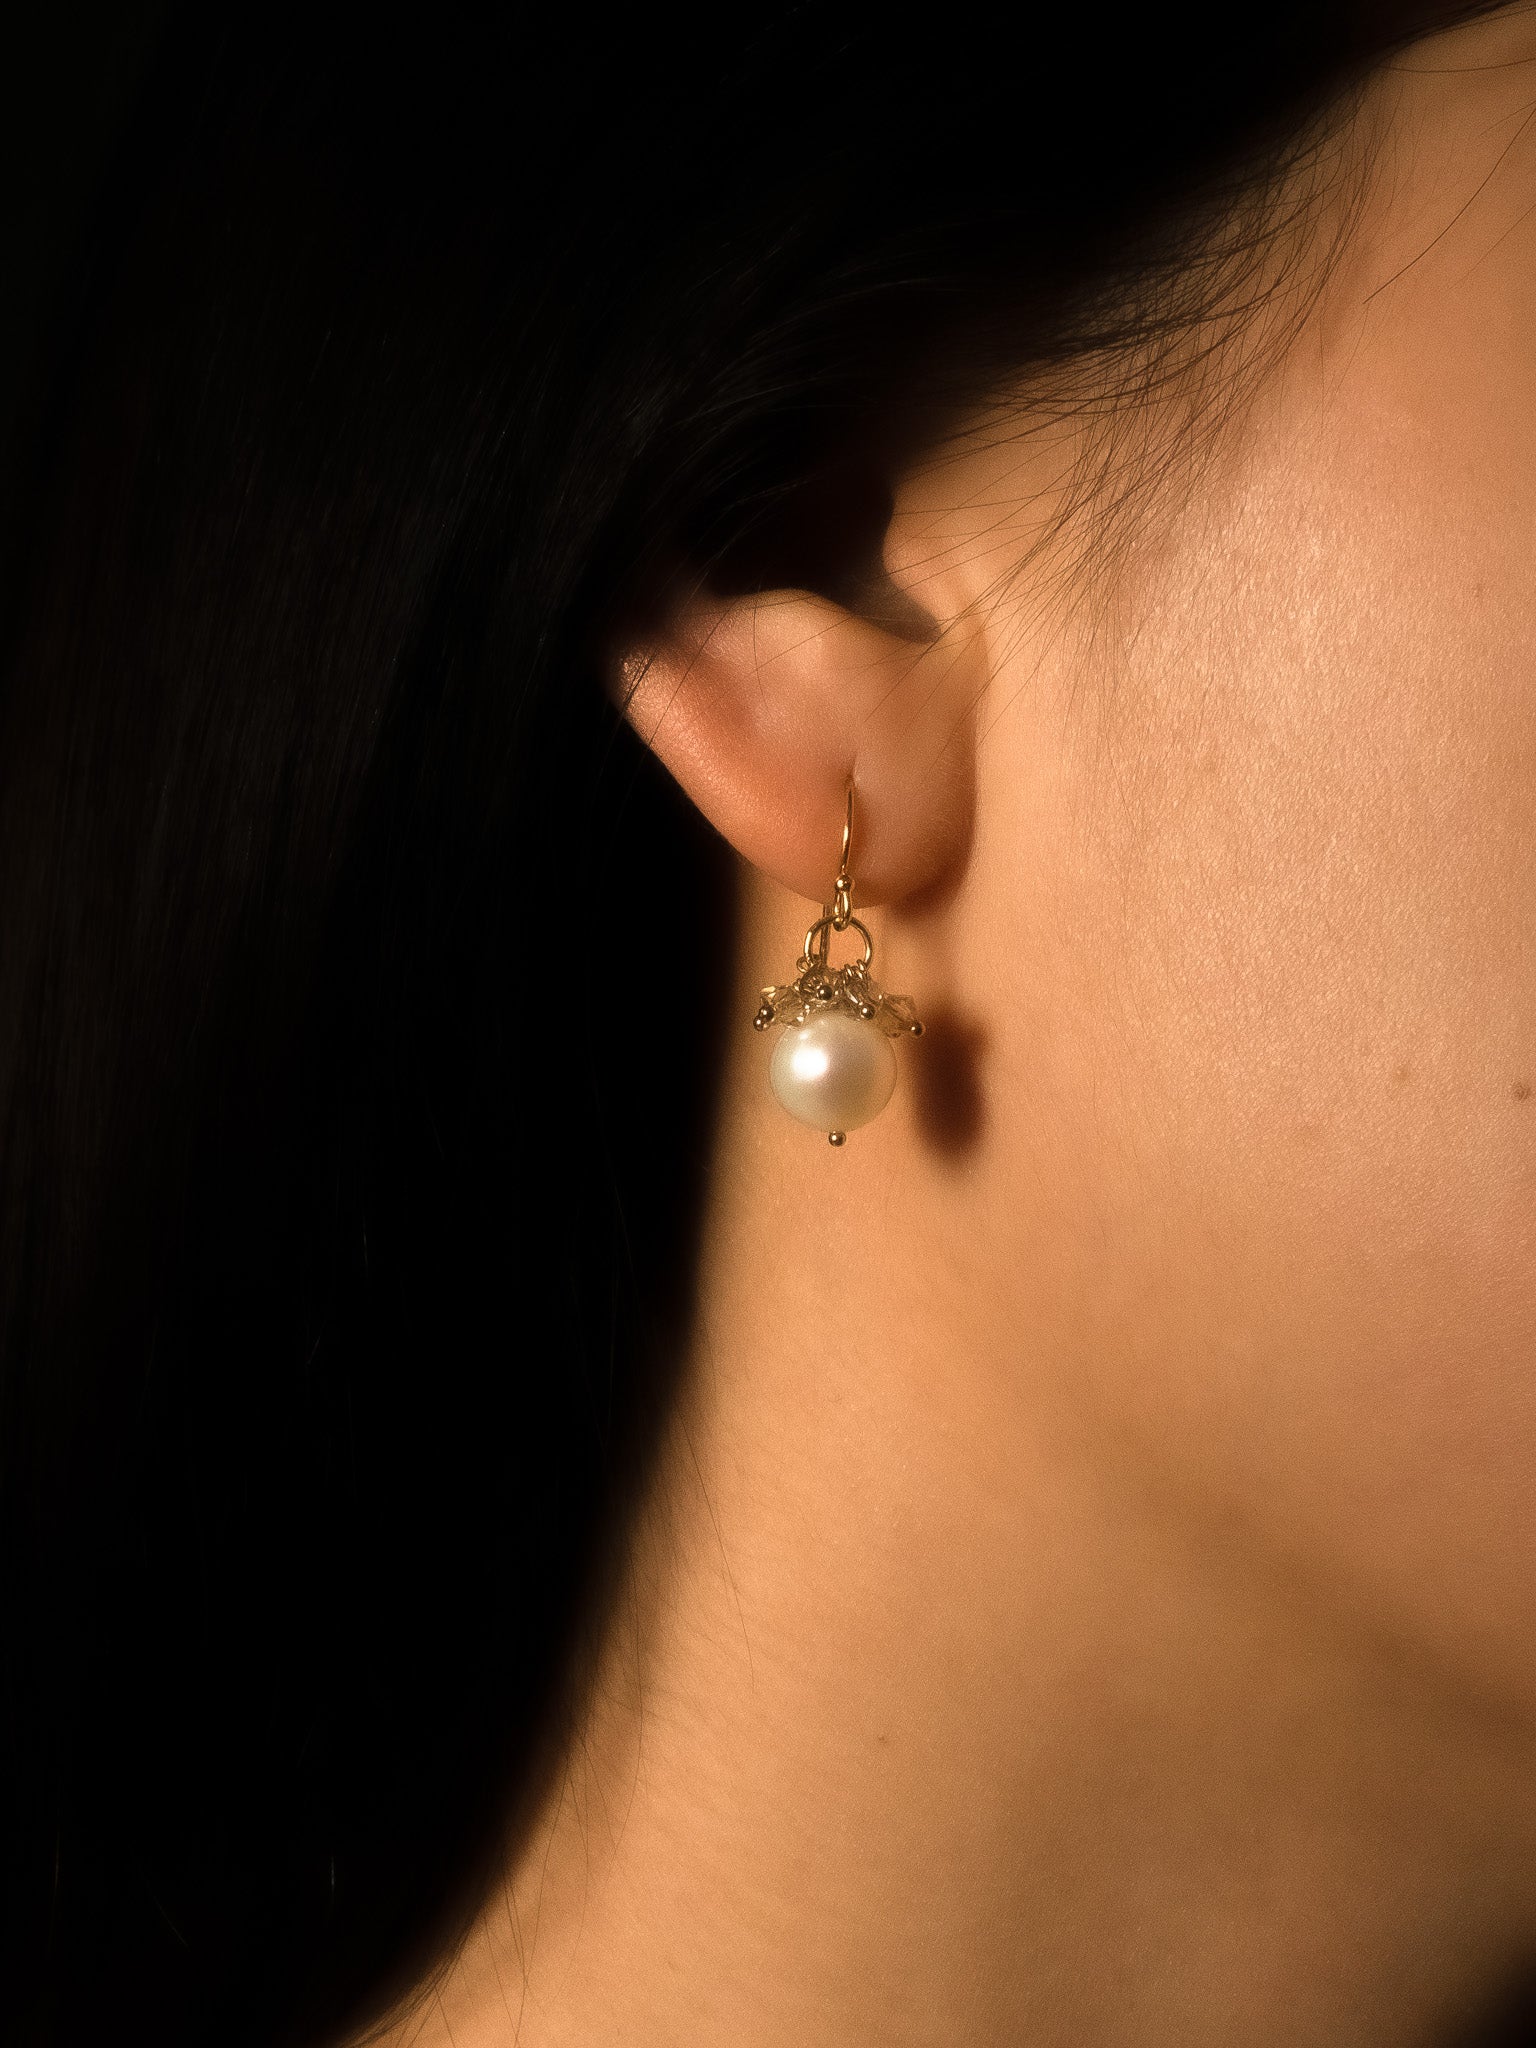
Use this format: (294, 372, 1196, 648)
(1004, 491, 1536, 1705)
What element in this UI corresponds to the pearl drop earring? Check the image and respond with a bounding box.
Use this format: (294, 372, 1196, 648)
(753, 780, 923, 1146)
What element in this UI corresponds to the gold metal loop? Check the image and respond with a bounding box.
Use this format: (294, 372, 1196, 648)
(832, 779, 856, 930)
(803, 912, 873, 969)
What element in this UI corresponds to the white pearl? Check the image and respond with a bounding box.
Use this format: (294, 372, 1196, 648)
(769, 1011, 897, 1134)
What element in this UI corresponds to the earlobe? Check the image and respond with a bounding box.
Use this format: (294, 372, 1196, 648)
(613, 586, 978, 909)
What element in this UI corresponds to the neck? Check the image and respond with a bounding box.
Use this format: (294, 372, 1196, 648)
(399, 885, 1536, 2048)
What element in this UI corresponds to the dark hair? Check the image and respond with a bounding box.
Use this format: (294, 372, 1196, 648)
(0, 4, 1509, 2043)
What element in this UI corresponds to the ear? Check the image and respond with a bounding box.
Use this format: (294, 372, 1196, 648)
(613, 587, 978, 907)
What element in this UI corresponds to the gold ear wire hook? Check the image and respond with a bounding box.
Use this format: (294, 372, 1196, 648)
(832, 780, 855, 930)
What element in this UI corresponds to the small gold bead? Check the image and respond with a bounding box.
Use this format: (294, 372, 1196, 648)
(909, 1021, 924, 1037)
(828, 1130, 847, 1147)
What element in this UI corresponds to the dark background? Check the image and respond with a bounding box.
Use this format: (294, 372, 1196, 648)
(2, 4, 172, 564)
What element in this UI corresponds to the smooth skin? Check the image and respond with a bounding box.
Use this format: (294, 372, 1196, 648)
(380, 7, 1536, 2044)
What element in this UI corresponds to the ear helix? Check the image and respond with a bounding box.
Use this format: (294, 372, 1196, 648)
(752, 781, 923, 1146)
